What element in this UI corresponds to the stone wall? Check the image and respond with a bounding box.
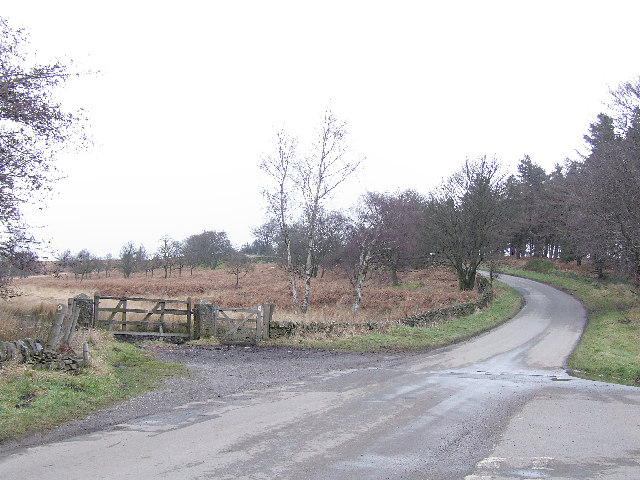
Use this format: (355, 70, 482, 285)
(397, 278, 493, 327)
(268, 320, 379, 338)
(0, 338, 83, 372)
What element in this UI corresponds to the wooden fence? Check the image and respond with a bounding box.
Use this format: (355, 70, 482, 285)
(93, 295, 193, 339)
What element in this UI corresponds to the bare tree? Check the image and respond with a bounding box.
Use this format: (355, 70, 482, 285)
(345, 193, 385, 312)
(311, 209, 350, 278)
(368, 190, 428, 285)
(225, 251, 254, 289)
(119, 242, 136, 278)
(135, 245, 148, 276)
(149, 254, 161, 278)
(428, 157, 505, 291)
(0, 18, 87, 295)
(183, 230, 233, 274)
(72, 249, 96, 281)
(608, 75, 640, 132)
(172, 240, 184, 276)
(260, 110, 362, 314)
(53, 249, 72, 278)
(260, 129, 300, 313)
(248, 220, 279, 256)
(298, 109, 362, 313)
(157, 236, 175, 279)
(104, 253, 113, 278)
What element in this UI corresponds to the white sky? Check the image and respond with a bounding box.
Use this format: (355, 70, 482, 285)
(3, 1, 639, 258)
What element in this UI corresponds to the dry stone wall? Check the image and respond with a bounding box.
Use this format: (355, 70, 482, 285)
(0, 338, 83, 372)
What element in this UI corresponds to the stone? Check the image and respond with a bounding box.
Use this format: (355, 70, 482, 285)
(74, 293, 94, 326)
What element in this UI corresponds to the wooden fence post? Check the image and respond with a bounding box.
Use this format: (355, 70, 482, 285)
(59, 298, 74, 343)
(187, 297, 193, 340)
(46, 304, 66, 349)
(61, 298, 81, 345)
(82, 342, 89, 367)
(257, 305, 263, 342)
(262, 303, 274, 340)
(121, 298, 127, 332)
(93, 294, 100, 328)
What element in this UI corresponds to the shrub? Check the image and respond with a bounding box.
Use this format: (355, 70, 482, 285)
(523, 258, 556, 273)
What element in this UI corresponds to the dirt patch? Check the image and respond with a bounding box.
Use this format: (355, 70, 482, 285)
(0, 343, 397, 454)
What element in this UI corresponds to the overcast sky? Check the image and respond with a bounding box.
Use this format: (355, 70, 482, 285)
(4, 1, 640, 258)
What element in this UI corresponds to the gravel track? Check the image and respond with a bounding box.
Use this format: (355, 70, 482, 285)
(0, 343, 392, 454)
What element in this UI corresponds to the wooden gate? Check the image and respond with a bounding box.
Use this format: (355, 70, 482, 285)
(93, 295, 193, 339)
(214, 306, 264, 342)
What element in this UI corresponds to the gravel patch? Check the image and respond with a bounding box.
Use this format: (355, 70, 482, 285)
(0, 343, 395, 454)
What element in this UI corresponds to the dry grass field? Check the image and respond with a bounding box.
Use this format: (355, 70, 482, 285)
(2, 264, 476, 326)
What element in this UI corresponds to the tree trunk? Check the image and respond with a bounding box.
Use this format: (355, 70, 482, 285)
(352, 246, 371, 313)
(457, 268, 477, 291)
(302, 202, 319, 314)
(352, 272, 366, 313)
(285, 237, 298, 314)
(302, 246, 313, 314)
(391, 268, 399, 286)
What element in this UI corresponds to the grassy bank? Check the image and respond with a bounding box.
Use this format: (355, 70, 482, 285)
(268, 282, 523, 352)
(0, 333, 184, 443)
(501, 262, 640, 386)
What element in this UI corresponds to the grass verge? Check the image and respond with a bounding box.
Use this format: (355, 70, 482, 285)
(500, 267, 640, 386)
(0, 334, 184, 443)
(268, 282, 523, 352)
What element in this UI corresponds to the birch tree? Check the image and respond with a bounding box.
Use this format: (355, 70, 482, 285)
(298, 109, 362, 313)
(260, 130, 300, 313)
(347, 193, 384, 312)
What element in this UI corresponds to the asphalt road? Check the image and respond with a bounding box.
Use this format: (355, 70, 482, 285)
(2, 274, 640, 479)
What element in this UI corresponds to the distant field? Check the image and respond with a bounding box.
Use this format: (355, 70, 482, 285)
(3, 264, 476, 325)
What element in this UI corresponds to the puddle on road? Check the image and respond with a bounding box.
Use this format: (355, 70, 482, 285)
(509, 469, 550, 478)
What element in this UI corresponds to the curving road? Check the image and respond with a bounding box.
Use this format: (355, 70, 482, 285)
(2, 274, 640, 479)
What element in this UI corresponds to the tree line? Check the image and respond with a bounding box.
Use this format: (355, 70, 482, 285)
(50, 230, 252, 285)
